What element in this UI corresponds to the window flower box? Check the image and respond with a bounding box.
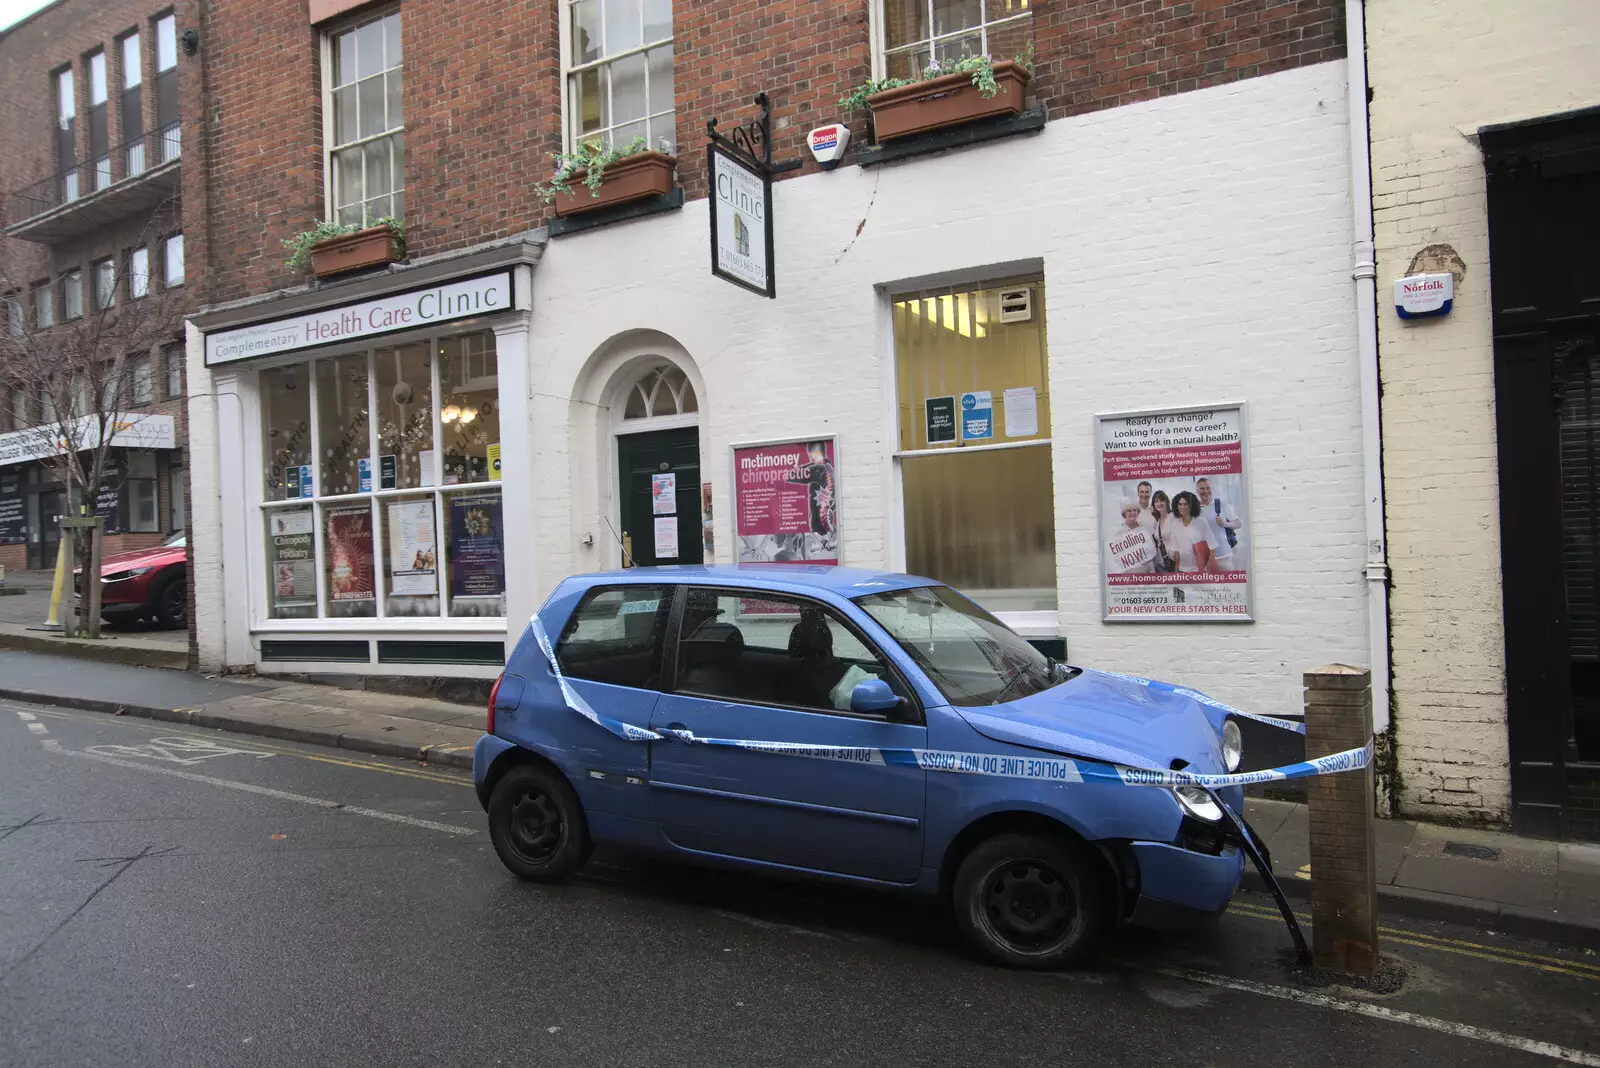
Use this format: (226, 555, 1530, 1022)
(868, 61, 1031, 142)
(309, 225, 403, 278)
(551, 151, 678, 217)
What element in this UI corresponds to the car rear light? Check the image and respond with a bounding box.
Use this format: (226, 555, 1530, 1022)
(487, 674, 503, 734)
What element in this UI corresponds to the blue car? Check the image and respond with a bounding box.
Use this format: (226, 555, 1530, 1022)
(474, 566, 1251, 969)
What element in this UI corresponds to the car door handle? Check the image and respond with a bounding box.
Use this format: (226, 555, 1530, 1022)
(658, 722, 694, 743)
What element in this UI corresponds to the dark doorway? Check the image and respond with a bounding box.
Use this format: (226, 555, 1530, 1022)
(32, 489, 66, 571)
(1485, 106, 1600, 838)
(617, 427, 702, 568)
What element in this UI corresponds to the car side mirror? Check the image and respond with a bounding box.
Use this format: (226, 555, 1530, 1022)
(851, 678, 903, 716)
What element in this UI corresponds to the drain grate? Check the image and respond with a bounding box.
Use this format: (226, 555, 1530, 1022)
(1442, 841, 1501, 861)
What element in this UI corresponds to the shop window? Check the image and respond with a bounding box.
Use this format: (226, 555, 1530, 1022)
(876, 0, 1032, 80)
(261, 364, 312, 502)
(565, 0, 675, 155)
(892, 278, 1055, 614)
(437, 332, 500, 486)
(257, 329, 505, 624)
(327, 8, 404, 226)
(375, 341, 432, 490)
(317, 353, 370, 496)
(169, 465, 185, 532)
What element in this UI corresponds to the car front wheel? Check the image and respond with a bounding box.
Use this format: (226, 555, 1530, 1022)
(152, 573, 187, 629)
(487, 763, 589, 882)
(952, 832, 1110, 969)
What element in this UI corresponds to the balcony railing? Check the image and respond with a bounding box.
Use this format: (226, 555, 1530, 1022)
(6, 126, 181, 233)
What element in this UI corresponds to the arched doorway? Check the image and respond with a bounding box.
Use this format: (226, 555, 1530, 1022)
(613, 361, 702, 567)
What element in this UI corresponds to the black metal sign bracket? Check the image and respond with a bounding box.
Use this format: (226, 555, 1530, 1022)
(706, 92, 802, 176)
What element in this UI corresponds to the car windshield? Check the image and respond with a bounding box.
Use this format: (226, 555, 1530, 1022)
(163, 530, 186, 548)
(855, 585, 1067, 707)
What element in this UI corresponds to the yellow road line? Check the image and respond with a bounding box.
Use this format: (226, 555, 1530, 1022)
(17, 704, 473, 787)
(1226, 901, 1600, 979)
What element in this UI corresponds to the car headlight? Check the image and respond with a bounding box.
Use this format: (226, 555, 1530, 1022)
(1222, 717, 1243, 772)
(102, 566, 154, 583)
(1173, 785, 1224, 822)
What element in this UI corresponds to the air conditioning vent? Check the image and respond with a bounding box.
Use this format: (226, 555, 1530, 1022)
(998, 287, 1032, 323)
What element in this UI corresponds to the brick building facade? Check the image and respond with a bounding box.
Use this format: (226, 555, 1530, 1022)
(0, 0, 192, 586)
(182, 0, 1374, 743)
(1367, 0, 1600, 838)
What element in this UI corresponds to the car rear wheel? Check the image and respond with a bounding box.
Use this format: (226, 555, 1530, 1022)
(952, 832, 1109, 969)
(151, 573, 186, 629)
(487, 763, 588, 883)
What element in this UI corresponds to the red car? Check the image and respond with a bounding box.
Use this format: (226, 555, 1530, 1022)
(74, 530, 188, 628)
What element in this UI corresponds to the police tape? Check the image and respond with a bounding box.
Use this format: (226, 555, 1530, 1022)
(529, 619, 1369, 791)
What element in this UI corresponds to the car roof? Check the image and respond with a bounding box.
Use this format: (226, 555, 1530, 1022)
(566, 565, 939, 598)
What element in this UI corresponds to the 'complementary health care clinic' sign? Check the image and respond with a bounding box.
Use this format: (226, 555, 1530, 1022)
(709, 147, 774, 298)
(204, 272, 514, 366)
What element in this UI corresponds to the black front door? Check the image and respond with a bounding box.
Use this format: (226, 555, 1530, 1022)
(618, 427, 702, 568)
(33, 490, 65, 571)
(1485, 108, 1600, 838)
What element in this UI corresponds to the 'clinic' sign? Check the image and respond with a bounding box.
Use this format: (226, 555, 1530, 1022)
(204, 271, 514, 365)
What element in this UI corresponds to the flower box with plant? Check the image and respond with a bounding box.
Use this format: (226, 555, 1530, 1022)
(840, 48, 1033, 144)
(535, 137, 678, 218)
(284, 217, 406, 278)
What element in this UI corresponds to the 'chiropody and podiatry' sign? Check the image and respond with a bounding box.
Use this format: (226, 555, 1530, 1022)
(204, 271, 514, 366)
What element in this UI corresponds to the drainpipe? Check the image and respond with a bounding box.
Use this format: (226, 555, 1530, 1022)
(1345, 0, 1392, 740)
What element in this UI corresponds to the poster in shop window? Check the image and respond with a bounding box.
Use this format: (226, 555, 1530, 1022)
(385, 499, 438, 596)
(449, 493, 505, 599)
(1097, 404, 1253, 622)
(326, 506, 376, 604)
(732, 437, 838, 565)
(0, 472, 25, 546)
(268, 509, 316, 608)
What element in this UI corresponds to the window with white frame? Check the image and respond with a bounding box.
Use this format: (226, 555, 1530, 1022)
(88, 50, 111, 190)
(130, 246, 149, 298)
(56, 67, 78, 202)
(876, 0, 1032, 80)
(564, 0, 675, 154)
(122, 32, 145, 176)
(93, 258, 116, 309)
(326, 9, 404, 226)
(163, 233, 183, 287)
(63, 271, 83, 320)
(257, 328, 506, 624)
(892, 276, 1055, 614)
(154, 13, 179, 162)
(33, 282, 53, 328)
(4, 294, 22, 338)
(164, 341, 182, 398)
(130, 354, 154, 404)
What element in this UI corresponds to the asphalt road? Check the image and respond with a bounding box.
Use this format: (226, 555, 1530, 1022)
(2, 700, 1597, 1068)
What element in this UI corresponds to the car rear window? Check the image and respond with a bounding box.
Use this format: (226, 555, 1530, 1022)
(556, 585, 673, 690)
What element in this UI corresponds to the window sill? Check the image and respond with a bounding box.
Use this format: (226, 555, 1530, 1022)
(856, 104, 1046, 169)
(548, 187, 684, 237)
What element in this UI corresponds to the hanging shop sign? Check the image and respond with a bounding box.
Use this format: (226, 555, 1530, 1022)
(203, 271, 514, 366)
(707, 93, 797, 300)
(732, 436, 838, 565)
(1096, 404, 1253, 622)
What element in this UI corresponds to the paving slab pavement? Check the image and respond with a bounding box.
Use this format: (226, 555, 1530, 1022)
(0, 650, 1596, 948)
(0, 568, 188, 667)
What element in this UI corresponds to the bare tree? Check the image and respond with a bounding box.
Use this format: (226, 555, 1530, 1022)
(0, 209, 184, 637)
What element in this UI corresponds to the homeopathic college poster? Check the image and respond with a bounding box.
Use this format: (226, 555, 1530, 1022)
(1097, 405, 1253, 621)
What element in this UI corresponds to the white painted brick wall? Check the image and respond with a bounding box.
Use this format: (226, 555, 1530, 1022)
(527, 61, 1367, 720)
(1367, 0, 1600, 822)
